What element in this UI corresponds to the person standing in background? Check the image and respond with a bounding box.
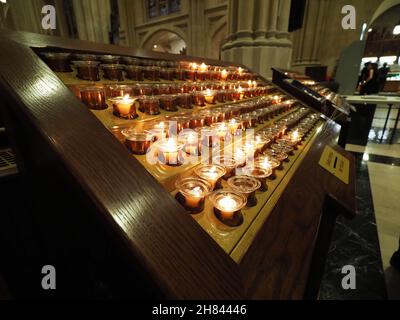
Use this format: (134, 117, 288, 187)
(377, 63, 391, 92)
(358, 62, 371, 89)
(359, 63, 379, 95)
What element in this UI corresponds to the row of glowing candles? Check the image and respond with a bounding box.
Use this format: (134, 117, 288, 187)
(174, 113, 320, 222)
(43, 52, 255, 81)
(79, 80, 265, 115)
(121, 97, 293, 155)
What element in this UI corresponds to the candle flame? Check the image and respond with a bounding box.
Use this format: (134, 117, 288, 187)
(218, 196, 237, 211)
(238, 67, 243, 75)
(123, 94, 131, 101)
(190, 186, 203, 198)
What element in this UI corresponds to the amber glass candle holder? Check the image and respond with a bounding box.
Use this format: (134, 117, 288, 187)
(157, 139, 185, 166)
(43, 53, 72, 72)
(194, 165, 226, 191)
(242, 166, 272, 192)
(110, 96, 138, 119)
(189, 115, 205, 129)
(176, 93, 193, 109)
(209, 190, 247, 227)
(138, 97, 160, 115)
(153, 84, 171, 95)
(175, 177, 211, 214)
(80, 87, 107, 110)
(175, 68, 187, 81)
(203, 89, 216, 105)
(102, 64, 124, 81)
(227, 176, 261, 207)
(160, 68, 175, 81)
(199, 110, 218, 126)
(196, 127, 217, 148)
(193, 92, 206, 107)
(122, 129, 153, 155)
(167, 116, 190, 134)
(186, 69, 196, 82)
(159, 95, 178, 112)
(125, 65, 144, 81)
(145, 66, 161, 81)
(134, 84, 153, 96)
(74, 54, 99, 61)
(107, 85, 133, 98)
(73, 61, 101, 81)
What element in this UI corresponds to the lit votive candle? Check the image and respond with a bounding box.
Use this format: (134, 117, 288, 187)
(209, 190, 247, 226)
(157, 139, 184, 166)
(194, 165, 226, 190)
(255, 156, 281, 180)
(197, 63, 208, 81)
(220, 69, 228, 81)
(175, 177, 211, 213)
(122, 129, 153, 155)
(227, 118, 241, 135)
(111, 95, 138, 119)
(263, 149, 289, 166)
(204, 89, 216, 104)
(179, 132, 201, 155)
(193, 92, 206, 107)
(227, 175, 261, 207)
(210, 122, 230, 142)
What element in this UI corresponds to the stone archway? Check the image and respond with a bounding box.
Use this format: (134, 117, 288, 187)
(370, 0, 400, 24)
(208, 21, 228, 60)
(140, 28, 187, 54)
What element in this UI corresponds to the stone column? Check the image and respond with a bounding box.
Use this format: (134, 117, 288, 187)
(73, 0, 111, 44)
(188, 0, 206, 57)
(222, 0, 292, 78)
(291, 0, 328, 70)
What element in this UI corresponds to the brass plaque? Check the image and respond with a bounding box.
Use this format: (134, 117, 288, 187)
(319, 146, 350, 184)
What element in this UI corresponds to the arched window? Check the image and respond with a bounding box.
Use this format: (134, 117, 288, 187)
(148, 0, 180, 19)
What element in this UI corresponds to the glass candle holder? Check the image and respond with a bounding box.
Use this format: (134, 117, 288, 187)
(176, 93, 193, 109)
(212, 156, 239, 179)
(255, 156, 281, 180)
(100, 55, 120, 64)
(175, 68, 187, 81)
(242, 166, 272, 192)
(227, 118, 242, 135)
(157, 139, 184, 166)
(192, 92, 206, 107)
(227, 176, 261, 207)
(273, 142, 294, 155)
(254, 135, 271, 153)
(122, 129, 153, 155)
(209, 190, 247, 226)
(73, 61, 100, 81)
(203, 89, 216, 105)
(139, 97, 160, 115)
(189, 115, 205, 129)
(198, 110, 218, 127)
(175, 177, 211, 214)
(159, 95, 178, 112)
(196, 127, 217, 148)
(134, 84, 153, 96)
(80, 87, 107, 110)
(110, 96, 138, 119)
(215, 90, 227, 104)
(125, 65, 144, 81)
(210, 123, 230, 142)
(167, 116, 190, 134)
(43, 53, 72, 72)
(263, 149, 289, 166)
(102, 64, 124, 81)
(220, 69, 229, 81)
(186, 69, 196, 82)
(144, 66, 161, 81)
(107, 85, 133, 98)
(179, 131, 201, 155)
(153, 84, 171, 95)
(194, 165, 226, 190)
(160, 68, 175, 81)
